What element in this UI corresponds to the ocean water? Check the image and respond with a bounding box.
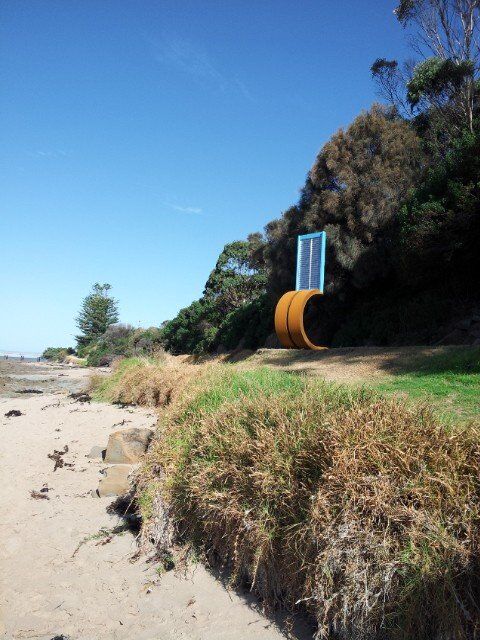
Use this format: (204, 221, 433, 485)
(0, 353, 43, 362)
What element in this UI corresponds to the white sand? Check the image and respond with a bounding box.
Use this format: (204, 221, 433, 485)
(0, 364, 308, 640)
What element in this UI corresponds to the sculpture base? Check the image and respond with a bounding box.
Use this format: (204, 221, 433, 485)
(274, 289, 328, 350)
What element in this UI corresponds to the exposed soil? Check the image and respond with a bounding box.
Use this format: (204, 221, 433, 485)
(237, 345, 475, 383)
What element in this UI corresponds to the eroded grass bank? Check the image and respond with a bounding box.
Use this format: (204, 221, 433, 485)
(93, 358, 480, 639)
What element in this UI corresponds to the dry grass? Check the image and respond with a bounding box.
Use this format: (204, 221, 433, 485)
(139, 367, 480, 640)
(90, 357, 198, 408)
(97, 359, 480, 638)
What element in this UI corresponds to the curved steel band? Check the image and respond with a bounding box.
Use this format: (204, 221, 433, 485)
(274, 289, 327, 351)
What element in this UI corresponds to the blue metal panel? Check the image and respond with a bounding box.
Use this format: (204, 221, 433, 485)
(295, 231, 326, 292)
(295, 236, 302, 293)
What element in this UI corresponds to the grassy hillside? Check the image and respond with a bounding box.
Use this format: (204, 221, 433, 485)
(93, 353, 480, 639)
(241, 345, 480, 424)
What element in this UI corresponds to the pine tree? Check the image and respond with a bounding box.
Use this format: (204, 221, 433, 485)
(76, 283, 119, 351)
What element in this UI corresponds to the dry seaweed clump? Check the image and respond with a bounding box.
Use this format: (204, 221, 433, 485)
(139, 368, 480, 640)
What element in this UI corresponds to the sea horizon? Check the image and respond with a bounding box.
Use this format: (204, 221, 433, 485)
(0, 350, 42, 361)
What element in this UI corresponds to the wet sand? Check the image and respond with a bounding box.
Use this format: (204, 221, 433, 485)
(0, 360, 92, 398)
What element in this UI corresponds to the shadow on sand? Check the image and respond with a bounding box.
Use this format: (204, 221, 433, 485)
(108, 495, 315, 639)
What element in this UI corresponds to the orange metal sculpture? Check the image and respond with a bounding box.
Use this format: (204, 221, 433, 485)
(274, 289, 327, 350)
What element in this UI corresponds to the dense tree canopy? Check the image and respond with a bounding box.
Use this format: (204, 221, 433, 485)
(161, 235, 268, 354)
(265, 105, 424, 297)
(203, 234, 267, 314)
(158, 2, 480, 354)
(399, 129, 480, 285)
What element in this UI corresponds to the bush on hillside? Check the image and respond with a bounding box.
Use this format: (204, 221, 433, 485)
(161, 235, 268, 354)
(129, 327, 164, 356)
(212, 293, 273, 351)
(160, 298, 219, 355)
(398, 130, 480, 287)
(85, 323, 134, 366)
(85, 324, 166, 366)
(42, 346, 75, 362)
(331, 279, 476, 347)
(203, 235, 267, 314)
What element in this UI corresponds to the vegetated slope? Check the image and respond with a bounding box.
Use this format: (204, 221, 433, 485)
(93, 358, 480, 639)
(159, 103, 480, 355)
(244, 345, 480, 422)
(93, 344, 480, 423)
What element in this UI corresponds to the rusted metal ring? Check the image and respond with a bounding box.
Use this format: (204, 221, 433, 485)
(287, 289, 326, 350)
(274, 290, 298, 348)
(274, 289, 327, 350)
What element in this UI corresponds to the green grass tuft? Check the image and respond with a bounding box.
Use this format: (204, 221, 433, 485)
(90, 357, 148, 401)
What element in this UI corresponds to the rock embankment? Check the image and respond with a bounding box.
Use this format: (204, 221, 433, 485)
(95, 427, 153, 497)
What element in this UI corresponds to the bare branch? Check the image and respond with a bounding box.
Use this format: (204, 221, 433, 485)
(393, 0, 480, 131)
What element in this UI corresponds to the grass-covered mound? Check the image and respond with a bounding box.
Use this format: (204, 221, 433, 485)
(90, 356, 196, 408)
(136, 366, 480, 640)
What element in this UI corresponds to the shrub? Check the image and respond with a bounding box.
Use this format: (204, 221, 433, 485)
(138, 366, 480, 639)
(331, 280, 471, 347)
(160, 299, 220, 355)
(212, 293, 273, 351)
(42, 347, 75, 362)
(129, 327, 165, 357)
(83, 324, 167, 367)
(397, 130, 480, 288)
(85, 324, 134, 366)
(159, 235, 268, 355)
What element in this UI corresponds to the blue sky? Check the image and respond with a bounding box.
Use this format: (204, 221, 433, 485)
(0, 0, 410, 353)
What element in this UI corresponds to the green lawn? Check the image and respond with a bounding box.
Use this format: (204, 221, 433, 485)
(370, 347, 480, 423)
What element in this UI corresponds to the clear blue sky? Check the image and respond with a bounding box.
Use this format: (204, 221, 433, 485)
(0, 0, 410, 353)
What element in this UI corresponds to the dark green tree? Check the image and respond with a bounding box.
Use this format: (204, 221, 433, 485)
(161, 298, 219, 355)
(160, 234, 268, 354)
(203, 234, 267, 314)
(76, 283, 119, 352)
(398, 129, 480, 285)
(265, 105, 424, 297)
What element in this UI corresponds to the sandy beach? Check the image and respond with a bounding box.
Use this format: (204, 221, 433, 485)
(0, 360, 308, 640)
